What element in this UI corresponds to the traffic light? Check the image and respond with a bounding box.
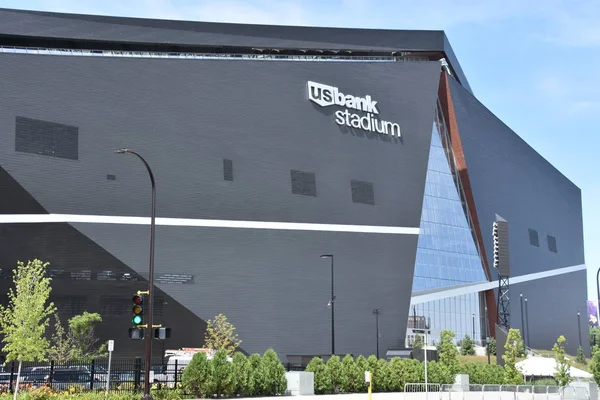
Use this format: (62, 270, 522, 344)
(154, 327, 172, 340)
(128, 327, 145, 340)
(132, 294, 144, 325)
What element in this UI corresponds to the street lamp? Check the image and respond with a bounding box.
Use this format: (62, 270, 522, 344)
(520, 293, 526, 348)
(525, 297, 530, 348)
(578, 311, 582, 348)
(114, 148, 156, 400)
(373, 309, 380, 359)
(320, 254, 335, 355)
(485, 305, 490, 365)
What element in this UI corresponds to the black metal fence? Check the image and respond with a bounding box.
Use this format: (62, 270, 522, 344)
(0, 358, 186, 393)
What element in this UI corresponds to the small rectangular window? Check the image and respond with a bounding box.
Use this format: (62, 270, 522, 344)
(351, 180, 375, 205)
(528, 229, 539, 247)
(547, 235, 558, 253)
(223, 159, 233, 181)
(291, 170, 317, 197)
(106, 174, 116, 181)
(15, 116, 79, 160)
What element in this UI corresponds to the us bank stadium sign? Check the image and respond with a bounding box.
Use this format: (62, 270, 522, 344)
(307, 81, 401, 137)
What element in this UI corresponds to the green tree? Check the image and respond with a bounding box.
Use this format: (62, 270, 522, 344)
(375, 358, 389, 392)
(413, 334, 423, 350)
(354, 355, 368, 393)
(182, 352, 212, 398)
(203, 313, 242, 355)
(0, 259, 56, 400)
(247, 354, 263, 396)
(258, 349, 287, 396)
(438, 330, 459, 379)
(231, 352, 251, 396)
(460, 335, 476, 356)
(340, 355, 362, 393)
(209, 348, 234, 397)
(576, 346, 587, 365)
(589, 345, 600, 385)
(48, 314, 71, 363)
(325, 355, 343, 393)
(553, 335, 572, 387)
(486, 337, 497, 356)
(67, 311, 106, 361)
(459, 363, 505, 385)
(305, 357, 330, 394)
(386, 358, 422, 392)
(590, 327, 600, 350)
(503, 328, 524, 384)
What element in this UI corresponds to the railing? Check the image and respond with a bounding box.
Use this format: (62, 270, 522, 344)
(0, 358, 184, 393)
(403, 383, 590, 400)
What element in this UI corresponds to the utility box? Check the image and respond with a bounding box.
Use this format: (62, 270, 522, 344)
(285, 371, 314, 396)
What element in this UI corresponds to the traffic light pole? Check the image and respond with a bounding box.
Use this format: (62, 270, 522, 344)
(115, 149, 156, 400)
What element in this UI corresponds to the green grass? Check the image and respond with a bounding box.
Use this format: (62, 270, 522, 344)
(458, 354, 497, 365)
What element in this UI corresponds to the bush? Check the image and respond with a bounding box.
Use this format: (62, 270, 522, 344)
(259, 349, 287, 396)
(231, 352, 251, 396)
(247, 353, 263, 396)
(340, 354, 362, 393)
(487, 338, 497, 356)
(460, 335, 476, 356)
(576, 345, 587, 365)
(211, 348, 234, 397)
(386, 358, 422, 391)
(459, 362, 505, 385)
(305, 357, 330, 394)
(182, 352, 212, 398)
(325, 355, 343, 393)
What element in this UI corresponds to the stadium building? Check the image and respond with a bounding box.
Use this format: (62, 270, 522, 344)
(0, 8, 587, 359)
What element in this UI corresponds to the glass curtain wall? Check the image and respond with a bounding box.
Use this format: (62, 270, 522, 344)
(407, 103, 488, 347)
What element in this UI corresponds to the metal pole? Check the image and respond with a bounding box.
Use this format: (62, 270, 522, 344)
(373, 309, 380, 359)
(424, 330, 428, 396)
(485, 306, 490, 365)
(597, 267, 600, 327)
(105, 349, 112, 400)
(525, 297, 530, 348)
(331, 255, 335, 356)
(520, 293, 525, 348)
(115, 149, 156, 400)
(578, 312, 582, 348)
(472, 314, 475, 340)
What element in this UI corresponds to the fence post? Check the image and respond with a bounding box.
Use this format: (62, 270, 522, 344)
(134, 357, 142, 391)
(174, 359, 178, 389)
(89, 358, 95, 390)
(49, 360, 55, 390)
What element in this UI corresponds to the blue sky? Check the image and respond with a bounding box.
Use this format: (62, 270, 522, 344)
(2, 0, 598, 297)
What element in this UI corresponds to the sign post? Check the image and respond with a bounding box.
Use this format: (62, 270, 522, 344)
(365, 371, 372, 400)
(105, 340, 114, 400)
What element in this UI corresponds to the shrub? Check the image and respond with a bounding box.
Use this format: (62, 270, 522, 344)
(231, 352, 251, 396)
(576, 345, 587, 365)
(211, 348, 234, 397)
(325, 355, 343, 393)
(182, 351, 212, 398)
(439, 330, 459, 379)
(459, 362, 505, 385)
(21, 386, 52, 400)
(305, 357, 330, 394)
(247, 353, 263, 396)
(487, 338, 497, 356)
(259, 349, 287, 396)
(386, 357, 422, 392)
(339, 355, 362, 393)
(354, 355, 368, 393)
(460, 335, 476, 356)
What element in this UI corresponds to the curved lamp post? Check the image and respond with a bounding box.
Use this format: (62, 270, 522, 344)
(114, 148, 156, 400)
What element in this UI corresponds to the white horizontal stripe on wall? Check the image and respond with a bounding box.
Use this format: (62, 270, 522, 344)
(0, 213, 420, 235)
(411, 263, 587, 305)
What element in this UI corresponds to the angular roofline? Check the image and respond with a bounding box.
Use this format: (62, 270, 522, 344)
(0, 7, 472, 94)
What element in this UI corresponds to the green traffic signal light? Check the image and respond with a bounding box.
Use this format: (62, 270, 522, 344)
(132, 315, 143, 325)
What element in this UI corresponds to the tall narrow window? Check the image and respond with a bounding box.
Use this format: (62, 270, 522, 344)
(223, 159, 234, 181)
(351, 180, 375, 205)
(528, 229, 539, 247)
(547, 235, 558, 253)
(290, 170, 317, 197)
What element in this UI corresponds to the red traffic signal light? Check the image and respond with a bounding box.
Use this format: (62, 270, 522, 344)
(132, 295, 143, 305)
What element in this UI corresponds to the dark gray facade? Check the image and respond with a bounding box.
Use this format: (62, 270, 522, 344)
(448, 76, 587, 353)
(0, 52, 441, 358)
(0, 8, 587, 360)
